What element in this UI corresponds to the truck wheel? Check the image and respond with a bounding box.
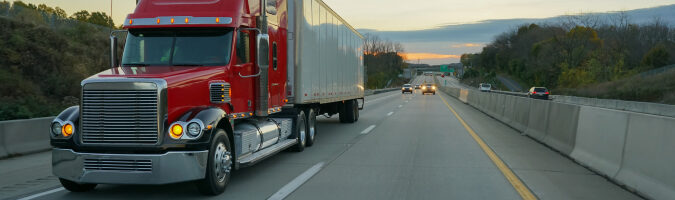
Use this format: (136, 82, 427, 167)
(305, 108, 317, 147)
(340, 100, 357, 123)
(196, 129, 232, 195)
(59, 178, 96, 192)
(354, 100, 359, 122)
(292, 110, 307, 152)
(338, 102, 347, 123)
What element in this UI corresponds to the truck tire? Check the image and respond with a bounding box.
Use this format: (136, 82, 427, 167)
(292, 110, 307, 152)
(340, 100, 357, 123)
(305, 108, 317, 147)
(59, 178, 96, 192)
(196, 129, 232, 195)
(354, 100, 360, 122)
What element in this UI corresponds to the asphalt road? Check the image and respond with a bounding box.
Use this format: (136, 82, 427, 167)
(3, 76, 640, 200)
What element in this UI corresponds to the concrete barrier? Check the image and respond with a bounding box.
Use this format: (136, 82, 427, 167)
(459, 89, 469, 103)
(524, 99, 551, 141)
(0, 117, 54, 158)
(570, 106, 629, 178)
(542, 102, 580, 155)
(0, 123, 7, 158)
(510, 96, 531, 132)
(440, 85, 675, 200)
(495, 94, 508, 123)
(499, 95, 515, 125)
(615, 113, 675, 200)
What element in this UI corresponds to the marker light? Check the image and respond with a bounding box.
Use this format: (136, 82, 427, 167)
(62, 124, 73, 137)
(185, 17, 189, 23)
(128, 19, 133, 25)
(170, 18, 175, 24)
(170, 124, 183, 139)
(156, 18, 160, 24)
(216, 17, 220, 23)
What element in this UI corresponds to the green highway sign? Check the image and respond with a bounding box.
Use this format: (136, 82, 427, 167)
(440, 65, 454, 73)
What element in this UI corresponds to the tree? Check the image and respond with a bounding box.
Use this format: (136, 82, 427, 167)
(641, 44, 670, 69)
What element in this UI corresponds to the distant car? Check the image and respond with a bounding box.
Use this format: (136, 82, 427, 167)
(402, 84, 413, 94)
(414, 84, 421, 89)
(421, 83, 436, 95)
(441, 74, 445, 78)
(479, 83, 492, 92)
(528, 87, 550, 99)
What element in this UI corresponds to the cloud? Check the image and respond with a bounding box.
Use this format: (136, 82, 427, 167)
(451, 43, 483, 48)
(400, 53, 461, 60)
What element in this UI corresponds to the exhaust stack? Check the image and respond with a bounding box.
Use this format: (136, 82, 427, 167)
(256, 0, 270, 117)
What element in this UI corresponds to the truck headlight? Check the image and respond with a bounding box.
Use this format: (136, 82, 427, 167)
(51, 122, 62, 136)
(187, 122, 201, 137)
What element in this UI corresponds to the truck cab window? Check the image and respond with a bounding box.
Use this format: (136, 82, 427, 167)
(236, 31, 250, 64)
(121, 28, 233, 66)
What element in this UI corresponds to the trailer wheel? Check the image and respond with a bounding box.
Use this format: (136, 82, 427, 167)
(196, 129, 232, 195)
(59, 178, 96, 192)
(305, 108, 317, 147)
(354, 100, 360, 122)
(340, 100, 357, 123)
(292, 110, 307, 152)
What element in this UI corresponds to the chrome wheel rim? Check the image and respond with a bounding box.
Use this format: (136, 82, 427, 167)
(299, 116, 306, 146)
(214, 143, 231, 183)
(308, 111, 316, 141)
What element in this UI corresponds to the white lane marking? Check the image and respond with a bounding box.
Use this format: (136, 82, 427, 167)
(268, 162, 326, 200)
(361, 125, 377, 134)
(387, 112, 394, 116)
(17, 187, 65, 200)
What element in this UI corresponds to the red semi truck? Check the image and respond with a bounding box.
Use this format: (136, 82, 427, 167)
(50, 0, 364, 195)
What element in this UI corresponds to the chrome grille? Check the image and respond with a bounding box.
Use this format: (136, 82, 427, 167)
(210, 83, 231, 103)
(81, 90, 159, 144)
(84, 158, 152, 172)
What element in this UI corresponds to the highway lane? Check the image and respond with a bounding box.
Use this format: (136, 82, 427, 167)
(5, 76, 640, 200)
(3, 90, 413, 200)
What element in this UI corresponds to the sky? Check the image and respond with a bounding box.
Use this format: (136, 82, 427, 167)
(15, 0, 675, 64)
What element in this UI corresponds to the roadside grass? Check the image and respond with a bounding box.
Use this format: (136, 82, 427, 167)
(558, 69, 675, 105)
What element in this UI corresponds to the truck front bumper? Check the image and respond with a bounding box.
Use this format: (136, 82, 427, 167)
(52, 148, 208, 185)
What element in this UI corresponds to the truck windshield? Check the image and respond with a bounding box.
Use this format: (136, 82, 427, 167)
(121, 28, 233, 66)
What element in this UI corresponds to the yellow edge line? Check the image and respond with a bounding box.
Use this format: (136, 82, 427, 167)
(439, 95, 537, 200)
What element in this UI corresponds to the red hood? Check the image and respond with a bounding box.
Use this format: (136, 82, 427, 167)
(88, 66, 227, 87)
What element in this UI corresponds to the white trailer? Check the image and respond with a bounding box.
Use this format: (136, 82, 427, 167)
(287, 0, 365, 105)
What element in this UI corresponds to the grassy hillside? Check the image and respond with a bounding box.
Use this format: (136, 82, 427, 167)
(460, 14, 675, 104)
(0, 1, 116, 120)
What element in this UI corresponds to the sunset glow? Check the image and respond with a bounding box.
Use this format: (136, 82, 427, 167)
(451, 43, 483, 48)
(400, 53, 461, 60)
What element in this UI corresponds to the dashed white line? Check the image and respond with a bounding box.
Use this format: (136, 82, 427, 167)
(387, 112, 394, 116)
(268, 162, 326, 200)
(17, 187, 65, 200)
(361, 125, 377, 134)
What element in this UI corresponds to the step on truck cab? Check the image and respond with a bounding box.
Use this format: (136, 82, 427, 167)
(50, 0, 364, 195)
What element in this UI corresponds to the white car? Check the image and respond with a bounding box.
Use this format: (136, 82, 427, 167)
(479, 83, 492, 92)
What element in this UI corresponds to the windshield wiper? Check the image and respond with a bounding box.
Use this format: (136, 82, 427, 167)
(172, 64, 204, 66)
(122, 63, 150, 66)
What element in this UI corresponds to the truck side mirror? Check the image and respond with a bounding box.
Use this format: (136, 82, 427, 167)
(256, 34, 270, 69)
